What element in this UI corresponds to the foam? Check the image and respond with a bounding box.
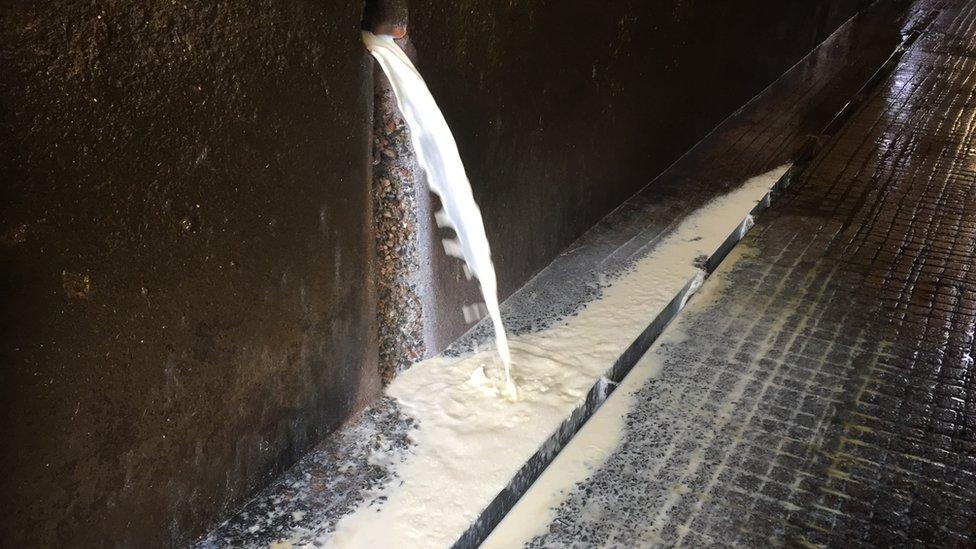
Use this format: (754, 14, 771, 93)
(322, 165, 791, 548)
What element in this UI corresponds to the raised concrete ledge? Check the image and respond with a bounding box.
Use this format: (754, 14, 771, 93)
(198, 3, 917, 546)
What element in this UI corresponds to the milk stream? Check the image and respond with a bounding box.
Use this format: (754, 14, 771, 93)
(363, 32, 515, 396)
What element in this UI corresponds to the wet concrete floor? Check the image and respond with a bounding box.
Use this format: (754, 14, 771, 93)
(513, 0, 976, 546)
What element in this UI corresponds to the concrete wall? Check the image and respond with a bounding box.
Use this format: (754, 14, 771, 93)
(409, 0, 869, 350)
(1, 0, 868, 546)
(0, 1, 376, 546)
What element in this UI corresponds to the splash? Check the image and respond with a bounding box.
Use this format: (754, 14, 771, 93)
(363, 31, 514, 396)
(325, 165, 793, 548)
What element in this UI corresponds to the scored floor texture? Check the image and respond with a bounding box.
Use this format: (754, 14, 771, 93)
(524, 1, 976, 546)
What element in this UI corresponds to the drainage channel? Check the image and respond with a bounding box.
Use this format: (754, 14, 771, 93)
(454, 13, 937, 547)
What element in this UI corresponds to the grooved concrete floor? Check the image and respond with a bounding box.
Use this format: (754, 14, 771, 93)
(512, 1, 976, 546)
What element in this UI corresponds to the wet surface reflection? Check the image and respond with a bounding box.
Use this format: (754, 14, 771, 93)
(524, 1, 976, 546)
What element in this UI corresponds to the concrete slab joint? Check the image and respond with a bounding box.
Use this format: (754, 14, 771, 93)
(365, 0, 430, 382)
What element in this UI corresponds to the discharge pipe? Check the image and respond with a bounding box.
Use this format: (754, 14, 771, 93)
(362, 0, 408, 38)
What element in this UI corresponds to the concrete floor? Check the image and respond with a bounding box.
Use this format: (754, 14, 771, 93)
(511, 0, 976, 546)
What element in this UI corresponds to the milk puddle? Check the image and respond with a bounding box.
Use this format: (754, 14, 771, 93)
(316, 161, 790, 548)
(363, 32, 514, 396)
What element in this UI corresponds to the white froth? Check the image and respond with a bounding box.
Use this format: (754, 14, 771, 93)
(481, 257, 737, 547)
(323, 165, 790, 548)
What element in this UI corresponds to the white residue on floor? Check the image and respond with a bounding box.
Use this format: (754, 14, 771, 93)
(318, 164, 791, 548)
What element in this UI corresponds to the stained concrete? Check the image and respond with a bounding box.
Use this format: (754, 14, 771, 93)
(372, 72, 427, 382)
(199, 2, 913, 545)
(516, 1, 976, 545)
(0, 2, 375, 547)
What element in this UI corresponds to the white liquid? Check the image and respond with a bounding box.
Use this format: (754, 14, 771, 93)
(363, 32, 514, 394)
(319, 165, 791, 549)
